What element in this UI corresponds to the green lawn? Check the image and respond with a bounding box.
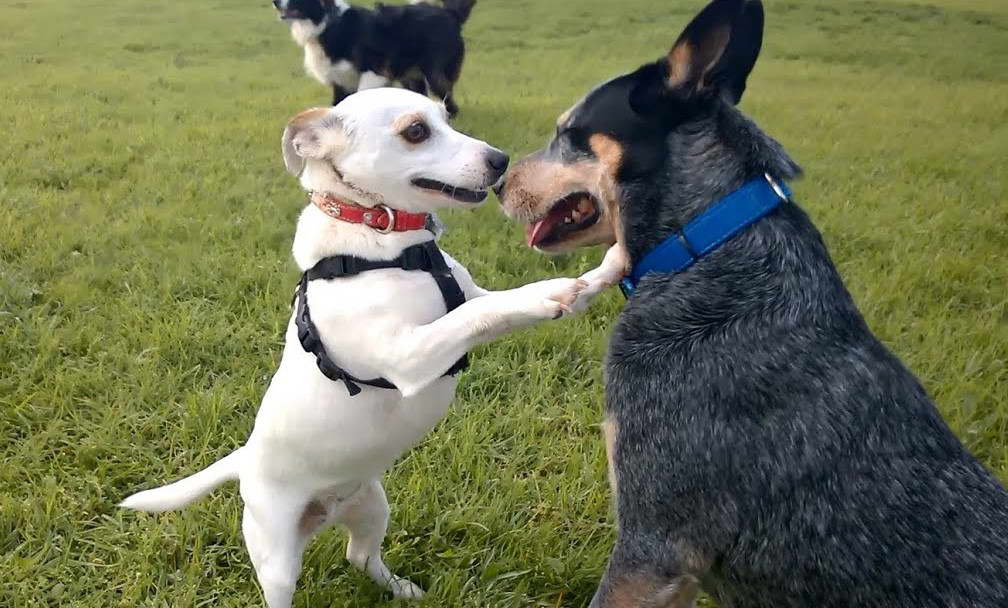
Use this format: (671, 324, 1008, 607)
(1, 0, 1006, 606)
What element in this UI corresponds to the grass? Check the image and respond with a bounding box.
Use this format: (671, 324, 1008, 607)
(1, 0, 1006, 606)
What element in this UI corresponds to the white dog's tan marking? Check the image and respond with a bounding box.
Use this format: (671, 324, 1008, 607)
(120, 89, 585, 607)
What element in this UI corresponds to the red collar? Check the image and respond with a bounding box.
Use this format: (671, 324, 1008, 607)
(311, 192, 430, 233)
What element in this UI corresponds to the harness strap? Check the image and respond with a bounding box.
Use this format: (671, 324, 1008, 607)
(294, 241, 469, 396)
(421, 242, 469, 376)
(306, 242, 433, 281)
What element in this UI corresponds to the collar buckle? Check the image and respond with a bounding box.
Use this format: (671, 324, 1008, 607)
(375, 204, 396, 234)
(765, 173, 789, 202)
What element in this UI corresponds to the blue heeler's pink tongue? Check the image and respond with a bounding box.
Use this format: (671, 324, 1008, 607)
(526, 214, 562, 247)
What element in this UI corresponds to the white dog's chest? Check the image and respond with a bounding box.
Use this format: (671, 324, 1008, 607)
(250, 267, 461, 482)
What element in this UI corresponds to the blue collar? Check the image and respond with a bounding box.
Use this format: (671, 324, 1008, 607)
(620, 174, 792, 295)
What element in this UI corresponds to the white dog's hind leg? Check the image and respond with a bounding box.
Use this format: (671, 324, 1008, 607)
(241, 483, 313, 608)
(242, 503, 277, 599)
(357, 71, 390, 91)
(339, 479, 424, 600)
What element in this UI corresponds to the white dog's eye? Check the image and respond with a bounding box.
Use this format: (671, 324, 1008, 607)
(401, 121, 431, 145)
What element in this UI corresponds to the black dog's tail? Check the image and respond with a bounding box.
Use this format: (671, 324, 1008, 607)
(441, 0, 476, 24)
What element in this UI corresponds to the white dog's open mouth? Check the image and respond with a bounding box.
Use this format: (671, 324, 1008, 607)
(411, 178, 489, 204)
(277, 8, 303, 19)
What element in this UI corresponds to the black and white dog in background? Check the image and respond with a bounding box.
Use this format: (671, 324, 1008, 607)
(274, 0, 476, 116)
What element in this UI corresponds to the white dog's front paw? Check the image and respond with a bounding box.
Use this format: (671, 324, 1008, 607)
(518, 278, 587, 320)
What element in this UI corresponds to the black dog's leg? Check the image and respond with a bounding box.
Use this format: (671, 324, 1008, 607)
(332, 85, 350, 106)
(442, 92, 459, 119)
(425, 71, 459, 118)
(401, 76, 428, 97)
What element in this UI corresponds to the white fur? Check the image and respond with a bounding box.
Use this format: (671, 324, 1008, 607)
(357, 70, 390, 90)
(288, 17, 327, 47)
(120, 89, 587, 607)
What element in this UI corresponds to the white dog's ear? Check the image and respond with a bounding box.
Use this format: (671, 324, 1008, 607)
(281, 107, 347, 176)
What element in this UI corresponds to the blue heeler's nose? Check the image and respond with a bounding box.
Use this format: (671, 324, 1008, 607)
(492, 179, 506, 197)
(485, 149, 509, 174)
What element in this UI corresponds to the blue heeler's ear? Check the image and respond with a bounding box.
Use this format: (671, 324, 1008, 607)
(705, 0, 764, 104)
(635, 0, 764, 110)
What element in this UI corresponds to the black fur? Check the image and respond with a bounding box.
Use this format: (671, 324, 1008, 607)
(277, 0, 474, 114)
(539, 0, 1008, 605)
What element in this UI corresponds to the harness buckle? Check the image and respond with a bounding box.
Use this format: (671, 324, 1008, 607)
(375, 204, 396, 234)
(675, 231, 698, 259)
(332, 256, 348, 275)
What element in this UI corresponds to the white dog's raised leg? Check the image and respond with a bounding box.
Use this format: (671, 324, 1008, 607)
(369, 277, 585, 396)
(339, 479, 424, 600)
(241, 484, 312, 608)
(357, 71, 391, 91)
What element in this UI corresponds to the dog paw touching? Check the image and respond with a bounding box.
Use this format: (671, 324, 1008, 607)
(568, 244, 630, 314)
(517, 277, 588, 320)
(460, 277, 586, 343)
(580, 243, 630, 288)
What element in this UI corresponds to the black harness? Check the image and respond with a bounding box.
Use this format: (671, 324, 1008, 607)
(294, 240, 469, 396)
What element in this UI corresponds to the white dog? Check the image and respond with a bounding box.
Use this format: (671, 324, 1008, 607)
(120, 88, 589, 606)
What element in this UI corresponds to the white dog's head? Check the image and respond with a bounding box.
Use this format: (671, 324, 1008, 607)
(282, 89, 509, 214)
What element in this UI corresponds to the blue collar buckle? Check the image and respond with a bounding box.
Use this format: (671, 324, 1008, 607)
(620, 173, 791, 296)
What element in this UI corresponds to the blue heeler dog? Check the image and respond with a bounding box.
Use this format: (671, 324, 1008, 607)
(497, 0, 1008, 605)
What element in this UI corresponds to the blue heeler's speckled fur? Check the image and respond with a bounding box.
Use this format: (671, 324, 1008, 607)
(508, 0, 1008, 605)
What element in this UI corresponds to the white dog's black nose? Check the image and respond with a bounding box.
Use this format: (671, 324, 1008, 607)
(485, 149, 509, 175)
